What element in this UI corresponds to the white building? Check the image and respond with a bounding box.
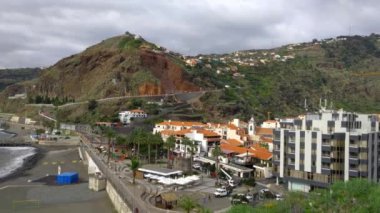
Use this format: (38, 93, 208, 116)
(119, 109, 147, 124)
(273, 109, 380, 192)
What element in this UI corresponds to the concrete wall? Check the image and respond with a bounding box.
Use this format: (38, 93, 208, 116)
(106, 181, 132, 213)
(84, 149, 131, 213)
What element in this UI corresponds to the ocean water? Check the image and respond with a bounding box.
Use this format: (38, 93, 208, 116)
(0, 130, 37, 179)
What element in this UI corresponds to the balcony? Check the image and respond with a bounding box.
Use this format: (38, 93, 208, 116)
(349, 170, 359, 177)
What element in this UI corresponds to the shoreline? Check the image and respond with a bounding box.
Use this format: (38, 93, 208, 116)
(0, 145, 44, 183)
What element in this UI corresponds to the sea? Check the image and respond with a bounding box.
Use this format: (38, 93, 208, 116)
(0, 131, 37, 179)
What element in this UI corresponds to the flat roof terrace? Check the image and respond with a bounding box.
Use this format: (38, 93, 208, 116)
(138, 165, 183, 177)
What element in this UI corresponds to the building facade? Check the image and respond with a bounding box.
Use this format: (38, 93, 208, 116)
(119, 109, 147, 124)
(273, 109, 380, 192)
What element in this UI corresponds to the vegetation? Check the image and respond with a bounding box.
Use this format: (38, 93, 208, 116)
(235, 179, 380, 212)
(228, 204, 255, 213)
(164, 135, 176, 168)
(178, 196, 197, 213)
(130, 157, 140, 184)
(88, 99, 98, 112)
(28, 95, 75, 106)
(0, 68, 40, 91)
(193, 35, 380, 121)
(212, 146, 222, 183)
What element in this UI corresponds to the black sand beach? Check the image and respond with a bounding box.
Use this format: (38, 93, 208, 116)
(0, 123, 114, 213)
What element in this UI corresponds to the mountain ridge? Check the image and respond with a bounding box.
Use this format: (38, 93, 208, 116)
(0, 33, 379, 122)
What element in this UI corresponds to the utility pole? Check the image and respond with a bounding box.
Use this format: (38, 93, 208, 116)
(267, 112, 271, 120)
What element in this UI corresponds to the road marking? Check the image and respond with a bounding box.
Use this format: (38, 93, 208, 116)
(51, 162, 57, 165)
(43, 162, 48, 165)
(72, 160, 77, 163)
(0, 185, 43, 190)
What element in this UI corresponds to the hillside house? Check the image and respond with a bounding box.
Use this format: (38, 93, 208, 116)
(153, 120, 205, 134)
(119, 109, 147, 124)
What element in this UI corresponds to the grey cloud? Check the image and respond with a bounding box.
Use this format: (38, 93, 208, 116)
(0, 0, 379, 68)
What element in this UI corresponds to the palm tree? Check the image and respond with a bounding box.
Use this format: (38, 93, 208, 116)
(212, 145, 222, 184)
(116, 135, 127, 158)
(102, 127, 116, 165)
(164, 135, 176, 168)
(153, 133, 163, 164)
(179, 196, 197, 213)
(146, 132, 153, 163)
(182, 137, 192, 158)
(130, 157, 140, 184)
(187, 140, 197, 174)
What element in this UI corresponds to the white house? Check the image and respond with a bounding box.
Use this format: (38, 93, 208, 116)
(119, 109, 147, 124)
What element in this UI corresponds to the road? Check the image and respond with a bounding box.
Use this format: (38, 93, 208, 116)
(25, 89, 222, 109)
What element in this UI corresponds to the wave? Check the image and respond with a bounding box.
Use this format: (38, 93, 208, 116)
(0, 147, 37, 179)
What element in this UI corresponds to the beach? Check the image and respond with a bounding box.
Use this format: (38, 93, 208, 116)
(0, 124, 114, 213)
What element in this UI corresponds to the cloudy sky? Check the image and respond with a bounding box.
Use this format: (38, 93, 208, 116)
(0, 0, 379, 68)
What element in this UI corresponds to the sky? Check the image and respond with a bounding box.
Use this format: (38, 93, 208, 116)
(0, 0, 379, 68)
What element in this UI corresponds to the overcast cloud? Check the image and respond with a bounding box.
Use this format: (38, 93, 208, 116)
(0, 0, 379, 68)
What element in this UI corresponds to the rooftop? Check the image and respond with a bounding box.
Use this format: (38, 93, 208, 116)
(138, 165, 183, 176)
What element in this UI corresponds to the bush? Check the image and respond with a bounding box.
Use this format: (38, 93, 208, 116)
(243, 178, 256, 187)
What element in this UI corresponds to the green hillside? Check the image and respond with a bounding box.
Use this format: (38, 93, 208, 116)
(0, 34, 379, 124)
(189, 34, 380, 121)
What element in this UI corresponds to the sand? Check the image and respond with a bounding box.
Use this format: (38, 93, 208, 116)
(0, 126, 115, 213)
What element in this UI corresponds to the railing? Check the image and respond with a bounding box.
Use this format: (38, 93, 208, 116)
(80, 133, 178, 213)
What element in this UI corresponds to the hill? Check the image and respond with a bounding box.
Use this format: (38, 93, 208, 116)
(187, 34, 380, 121)
(0, 33, 379, 123)
(0, 68, 41, 92)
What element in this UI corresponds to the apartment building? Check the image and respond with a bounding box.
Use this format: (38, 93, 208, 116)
(273, 109, 380, 192)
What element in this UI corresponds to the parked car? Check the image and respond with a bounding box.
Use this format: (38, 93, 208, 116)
(275, 193, 284, 201)
(192, 163, 201, 170)
(231, 193, 249, 205)
(214, 188, 229, 197)
(245, 193, 254, 202)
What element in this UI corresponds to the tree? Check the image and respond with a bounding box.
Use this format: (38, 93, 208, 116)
(164, 135, 176, 168)
(187, 139, 197, 174)
(130, 157, 140, 184)
(212, 146, 222, 184)
(181, 136, 192, 158)
(102, 127, 116, 165)
(178, 196, 197, 213)
(88, 99, 98, 112)
(152, 133, 163, 164)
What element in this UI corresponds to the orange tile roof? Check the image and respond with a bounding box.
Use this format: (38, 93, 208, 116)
(158, 121, 205, 127)
(220, 143, 272, 160)
(160, 130, 177, 136)
(177, 129, 193, 135)
(227, 123, 239, 130)
(255, 127, 273, 136)
(161, 128, 221, 137)
(260, 136, 273, 143)
(221, 139, 243, 146)
(196, 129, 220, 137)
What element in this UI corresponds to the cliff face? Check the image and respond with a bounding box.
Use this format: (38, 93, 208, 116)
(25, 35, 199, 101)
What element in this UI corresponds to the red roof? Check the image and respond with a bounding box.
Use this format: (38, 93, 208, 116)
(255, 127, 273, 136)
(158, 121, 205, 127)
(221, 139, 243, 146)
(220, 143, 272, 161)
